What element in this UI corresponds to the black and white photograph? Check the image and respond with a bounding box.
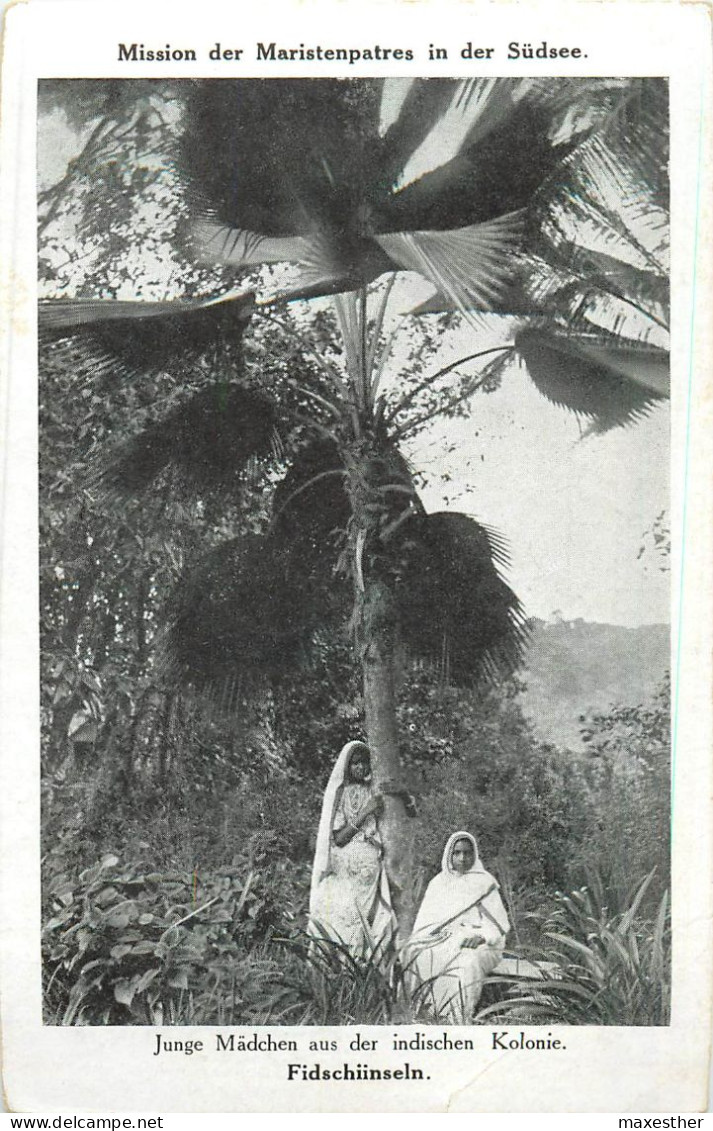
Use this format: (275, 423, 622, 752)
(36, 74, 674, 1032)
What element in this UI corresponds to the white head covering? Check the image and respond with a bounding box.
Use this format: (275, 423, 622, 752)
(441, 830, 485, 874)
(412, 830, 505, 936)
(309, 741, 370, 914)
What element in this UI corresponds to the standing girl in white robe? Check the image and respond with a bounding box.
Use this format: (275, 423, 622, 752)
(309, 741, 395, 953)
(406, 830, 510, 1022)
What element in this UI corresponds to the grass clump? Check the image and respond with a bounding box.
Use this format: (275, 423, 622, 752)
(478, 869, 670, 1026)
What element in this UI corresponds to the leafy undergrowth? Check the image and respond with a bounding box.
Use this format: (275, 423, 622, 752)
(44, 850, 670, 1027)
(43, 851, 427, 1026)
(42, 850, 308, 1025)
(275, 928, 436, 1026)
(477, 870, 670, 1026)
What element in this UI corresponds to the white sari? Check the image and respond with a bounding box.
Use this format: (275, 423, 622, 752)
(406, 830, 509, 1022)
(309, 741, 395, 952)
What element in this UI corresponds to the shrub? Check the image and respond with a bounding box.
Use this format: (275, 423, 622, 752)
(580, 678, 670, 906)
(478, 870, 670, 1026)
(42, 851, 297, 1025)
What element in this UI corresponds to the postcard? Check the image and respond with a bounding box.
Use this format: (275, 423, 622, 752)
(0, 0, 711, 1114)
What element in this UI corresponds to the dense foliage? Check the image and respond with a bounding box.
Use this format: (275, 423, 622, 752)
(42, 666, 670, 1024)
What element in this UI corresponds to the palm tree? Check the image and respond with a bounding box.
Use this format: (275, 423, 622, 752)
(39, 77, 669, 934)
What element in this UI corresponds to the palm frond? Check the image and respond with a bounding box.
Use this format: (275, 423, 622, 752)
(39, 292, 254, 384)
(164, 77, 668, 319)
(184, 220, 311, 269)
(576, 78, 669, 213)
(535, 239, 668, 328)
(39, 292, 254, 332)
(552, 240, 667, 299)
(376, 213, 524, 320)
(176, 78, 382, 241)
(391, 79, 523, 195)
(92, 385, 280, 499)
(184, 225, 392, 305)
(379, 78, 460, 188)
(571, 334, 669, 394)
(381, 94, 576, 232)
(271, 439, 351, 555)
(395, 512, 529, 685)
(521, 258, 669, 345)
(162, 530, 349, 702)
(162, 440, 355, 699)
(515, 326, 668, 433)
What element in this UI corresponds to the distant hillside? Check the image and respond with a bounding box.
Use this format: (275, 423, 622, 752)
(518, 618, 669, 749)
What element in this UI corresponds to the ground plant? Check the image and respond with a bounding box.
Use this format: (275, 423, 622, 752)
(478, 870, 670, 1026)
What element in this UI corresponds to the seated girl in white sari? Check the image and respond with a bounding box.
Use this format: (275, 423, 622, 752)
(406, 830, 509, 1022)
(309, 741, 396, 953)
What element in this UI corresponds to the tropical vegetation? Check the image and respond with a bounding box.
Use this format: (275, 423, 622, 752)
(39, 76, 670, 1022)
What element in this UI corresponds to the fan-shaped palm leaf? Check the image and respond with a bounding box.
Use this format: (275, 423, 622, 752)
(271, 439, 350, 548)
(93, 384, 280, 499)
(163, 440, 357, 699)
(178, 79, 382, 236)
(174, 78, 602, 309)
(381, 91, 578, 233)
(376, 214, 525, 316)
(163, 531, 349, 702)
(163, 458, 525, 696)
(39, 291, 254, 384)
(378, 78, 461, 188)
(395, 512, 528, 685)
(515, 326, 668, 433)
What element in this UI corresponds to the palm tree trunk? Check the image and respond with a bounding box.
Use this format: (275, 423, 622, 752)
(345, 434, 419, 940)
(360, 577, 416, 940)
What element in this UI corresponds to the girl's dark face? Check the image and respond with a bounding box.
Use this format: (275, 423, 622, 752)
(349, 750, 371, 783)
(451, 838, 475, 873)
